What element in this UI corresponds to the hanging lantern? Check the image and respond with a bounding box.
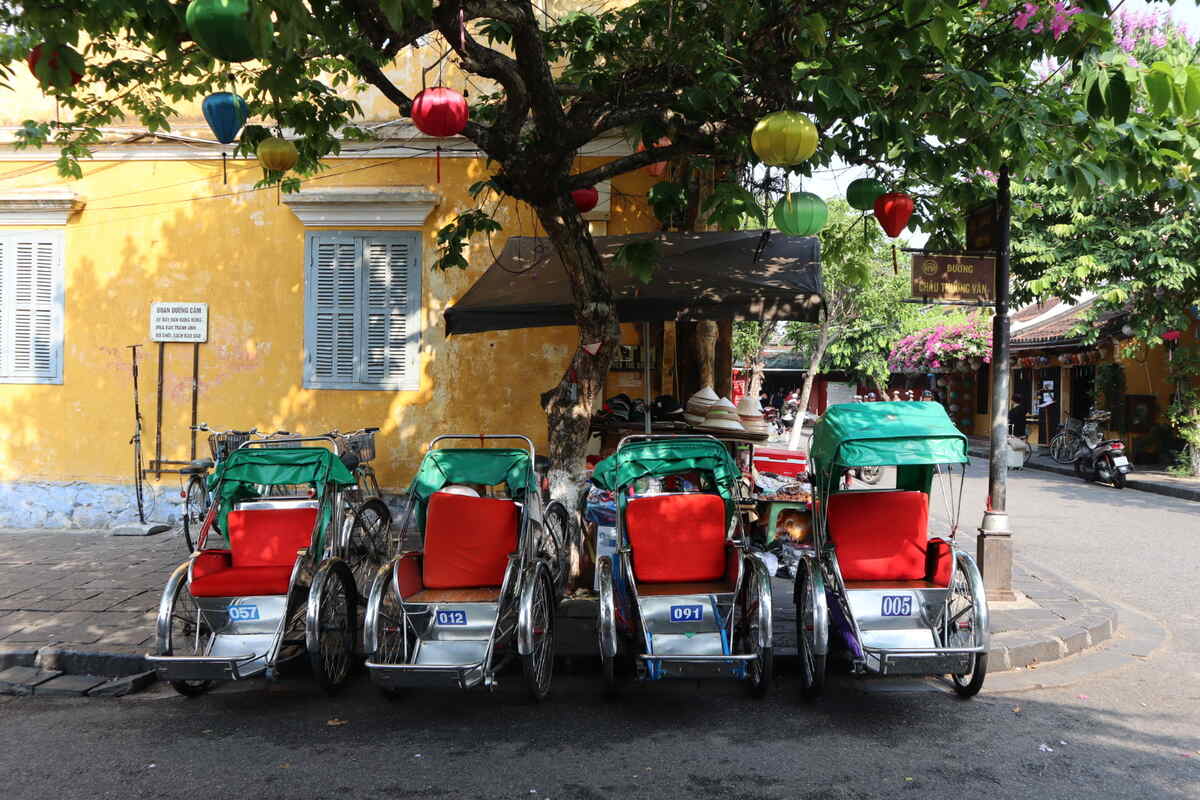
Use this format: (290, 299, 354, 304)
(27, 43, 83, 87)
(638, 137, 672, 177)
(571, 187, 599, 214)
(411, 87, 468, 137)
(772, 192, 827, 236)
(846, 178, 886, 212)
(202, 92, 249, 144)
(751, 111, 818, 167)
(257, 136, 298, 172)
(186, 0, 265, 63)
(873, 192, 913, 237)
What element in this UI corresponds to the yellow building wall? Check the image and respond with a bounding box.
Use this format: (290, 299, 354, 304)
(0, 153, 660, 494)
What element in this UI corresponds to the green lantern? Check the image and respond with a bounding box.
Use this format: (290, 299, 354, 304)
(186, 0, 269, 63)
(846, 178, 887, 211)
(773, 192, 828, 236)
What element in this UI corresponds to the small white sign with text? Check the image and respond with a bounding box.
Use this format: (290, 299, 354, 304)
(150, 302, 208, 343)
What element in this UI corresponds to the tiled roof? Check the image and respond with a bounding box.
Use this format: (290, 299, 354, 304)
(1012, 298, 1062, 323)
(1011, 297, 1124, 348)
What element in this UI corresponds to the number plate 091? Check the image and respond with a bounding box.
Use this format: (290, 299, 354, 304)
(880, 595, 913, 617)
(669, 604, 703, 622)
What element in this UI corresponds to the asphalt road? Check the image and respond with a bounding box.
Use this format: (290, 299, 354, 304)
(1, 462, 1197, 800)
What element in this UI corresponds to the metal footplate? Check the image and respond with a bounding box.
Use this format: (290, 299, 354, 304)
(864, 648, 977, 676)
(146, 652, 264, 682)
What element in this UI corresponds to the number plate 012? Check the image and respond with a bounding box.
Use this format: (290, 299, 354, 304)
(880, 595, 913, 617)
(436, 609, 467, 626)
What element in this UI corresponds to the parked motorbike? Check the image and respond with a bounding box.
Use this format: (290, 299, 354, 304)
(1073, 409, 1132, 488)
(763, 406, 787, 437)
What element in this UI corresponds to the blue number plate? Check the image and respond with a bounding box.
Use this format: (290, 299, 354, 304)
(880, 595, 913, 617)
(436, 609, 468, 626)
(228, 604, 260, 621)
(669, 604, 704, 622)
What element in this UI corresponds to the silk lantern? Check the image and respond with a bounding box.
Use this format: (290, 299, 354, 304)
(202, 92, 249, 144)
(186, 0, 265, 63)
(772, 192, 827, 236)
(27, 44, 83, 86)
(638, 137, 671, 177)
(873, 192, 913, 237)
(257, 136, 298, 172)
(751, 111, 818, 167)
(846, 178, 886, 211)
(571, 187, 599, 214)
(411, 87, 468, 137)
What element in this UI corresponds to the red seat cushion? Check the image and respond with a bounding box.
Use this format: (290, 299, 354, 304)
(422, 493, 518, 590)
(626, 493, 727, 583)
(827, 491, 929, 581)
(926, 537, 954, 587)
(228, 507, 316, 568)
(191, 566, 295, 597)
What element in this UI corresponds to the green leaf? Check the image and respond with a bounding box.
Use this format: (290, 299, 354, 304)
(647, 181, 688, 226)
(928, 17, 948, 52)
(612, 240, 660, 284)
(378, 0, 406, 30)
(1105, 72, 1130, 124)
(250, 1, 274, 57)
(1087, 79, 1106, 120)
(1145, 71, 1172, 116)
(1186, 69, 1200, 116)
(903, 0, 930, 27)
(804, 14, 827, 42)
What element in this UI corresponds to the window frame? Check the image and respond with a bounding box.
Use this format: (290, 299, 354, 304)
(0, 229, 65, 385)
(302, 229, 422, 392)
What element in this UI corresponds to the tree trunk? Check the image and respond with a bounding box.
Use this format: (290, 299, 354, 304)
(697, 320, 718, 388)
(534, 195, 621, 508)
(787, 320, 830, 451)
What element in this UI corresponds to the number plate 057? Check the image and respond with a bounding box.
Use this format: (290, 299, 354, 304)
(880, 595, 913, 617)
(669, 604, 703, 622)
(228, 604, 260, 621)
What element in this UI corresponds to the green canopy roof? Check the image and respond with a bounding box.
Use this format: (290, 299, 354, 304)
(810, 402, 968, 481)
(409, 447, 535, 502)
(592, 437, 740, 523)
(211, 446, 356, 489)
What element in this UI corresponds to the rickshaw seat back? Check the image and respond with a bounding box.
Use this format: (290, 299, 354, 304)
(626, 493, 726, 583)
(423, 492, 518, 589)
(228, 507, 318, 568)
(827, 490, 929, 582)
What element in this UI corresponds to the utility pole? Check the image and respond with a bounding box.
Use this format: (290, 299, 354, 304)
(978, 164, 1016, 601)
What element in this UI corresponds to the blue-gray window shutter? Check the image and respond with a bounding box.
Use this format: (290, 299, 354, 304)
(0, 231, 63, 384)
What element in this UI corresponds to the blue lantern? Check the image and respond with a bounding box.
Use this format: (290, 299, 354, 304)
(202, 92, 249, 144)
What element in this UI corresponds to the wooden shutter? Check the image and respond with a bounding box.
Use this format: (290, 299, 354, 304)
(0, 232, 62, 384)
(361, 235, 418, 388)
(306, 233, 359, 386)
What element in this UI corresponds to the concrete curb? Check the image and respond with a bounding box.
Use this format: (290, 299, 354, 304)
(0, 644, 155, 697)
(967, 445, 1200, 503)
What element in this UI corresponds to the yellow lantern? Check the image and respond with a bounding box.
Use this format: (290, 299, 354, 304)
(256, 136, 299, 172)
(751, 111, 818, 167)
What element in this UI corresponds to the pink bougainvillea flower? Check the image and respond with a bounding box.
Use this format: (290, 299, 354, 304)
(1014, 2, 1039, 30)
(1050, 3, 1081, 40)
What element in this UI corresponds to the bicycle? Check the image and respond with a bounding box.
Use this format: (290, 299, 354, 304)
(180, 424, 257, 551)
(1048, 417, 1083, 465)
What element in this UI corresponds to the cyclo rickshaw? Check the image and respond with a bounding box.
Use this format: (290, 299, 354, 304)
(148, 436, 393, 696)
(794, 401, 989, 699)
(363, 435, 565, 700)
(590, 435, 774, 696)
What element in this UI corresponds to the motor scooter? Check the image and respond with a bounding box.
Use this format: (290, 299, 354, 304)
(1073, 409, 1132, 488)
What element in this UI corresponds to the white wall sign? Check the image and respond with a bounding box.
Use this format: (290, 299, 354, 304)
(150, 302, 208, 343)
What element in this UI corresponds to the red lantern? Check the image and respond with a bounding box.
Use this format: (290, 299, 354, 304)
(411, 87, 468, 137)
(638, 137, 671, 177)
(874, 192, 913, 237)
(27, 44, 83, 86)
(571, 187, 599, 214)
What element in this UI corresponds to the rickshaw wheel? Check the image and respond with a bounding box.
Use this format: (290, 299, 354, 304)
(370, 563, 410, 700)
(543, 501, 571, 596)
(952, 653, 988, 698)
(182, 475, 207, 552)
(345, 498, 392, 600)
(159, 575, 214, 697)
(306, 560, 357, 695)
(795, 561, 827, 701)
(521, 570, 556, 702)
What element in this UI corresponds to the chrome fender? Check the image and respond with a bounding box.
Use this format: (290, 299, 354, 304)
(742, 555, 774, 651)
(305, 557, 354, 657)
(517, 561, 549, 657)
(596, 555, 618, 659)
(797, 555, 829, 657)
(155, 561, 192, 655)
(362, 556, 402, 656)
(953, 550, 990, 651)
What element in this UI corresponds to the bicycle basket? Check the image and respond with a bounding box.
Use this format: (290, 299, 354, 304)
(209, 430, 252, 461)
(347, 431, 376, 463)
(261, 434, 302, 449)
(1064, 417, 1083, 434)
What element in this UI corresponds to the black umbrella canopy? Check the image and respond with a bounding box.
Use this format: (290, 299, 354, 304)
(443, 230, 824, 335)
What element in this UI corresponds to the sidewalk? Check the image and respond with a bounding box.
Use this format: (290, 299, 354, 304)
(0, 527, 1120, 695)
(967, 437, 1200, 502)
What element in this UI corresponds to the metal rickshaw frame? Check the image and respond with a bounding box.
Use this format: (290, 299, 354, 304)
(795, 401, 990, 699)
(591, 434, 774, 696)
(362, 434, 561, 700)
(147, 435, 391, 696)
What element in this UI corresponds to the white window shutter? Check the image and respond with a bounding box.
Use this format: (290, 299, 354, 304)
(0, 232, 62, 384)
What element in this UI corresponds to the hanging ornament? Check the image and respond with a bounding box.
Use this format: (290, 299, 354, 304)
(750, 111, 818, 167)
(186, 0, 266, 63)
(27, 43, 83, 87)
(772, 192, 827, 236)
(571, 187, 599, 214)
(638, 137, 672, 177)
(874, 192, 914, 237)
(846, 178, 887, 211)
(411, 87, 468, 137)
(257, 136, 298, 172)
(202, 92, 249, 144)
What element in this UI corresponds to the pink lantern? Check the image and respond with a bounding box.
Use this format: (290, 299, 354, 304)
(571, 187, 599, 214)
(411, 87, 468, 137)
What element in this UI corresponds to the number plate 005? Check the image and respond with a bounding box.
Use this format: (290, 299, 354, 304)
(880, 595, 913, 617)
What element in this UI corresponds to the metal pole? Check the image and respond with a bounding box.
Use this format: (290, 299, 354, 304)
(642, 321, 652, 435)
(978, 164, 1015, 601)
(155, 342, 165, 479)
(190, 342, 200, 460)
